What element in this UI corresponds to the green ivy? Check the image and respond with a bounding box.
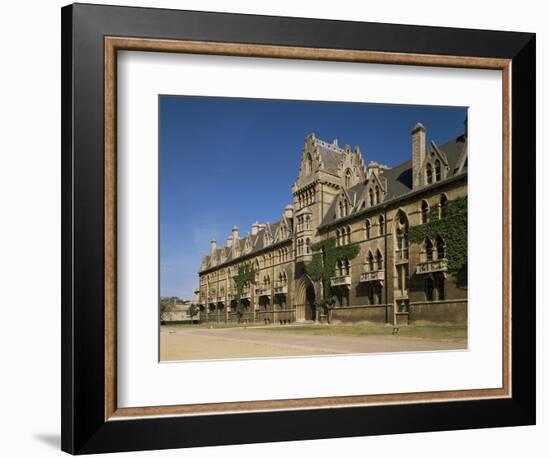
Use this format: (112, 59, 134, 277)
(408, 196, 467, 272)
(232, 264, 256, 317)
(305, 237, 360, 306)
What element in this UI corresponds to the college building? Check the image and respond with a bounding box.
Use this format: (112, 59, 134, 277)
(196, 120, 468, 325)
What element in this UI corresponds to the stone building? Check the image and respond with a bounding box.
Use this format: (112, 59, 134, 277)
(197, 120, 468, 325)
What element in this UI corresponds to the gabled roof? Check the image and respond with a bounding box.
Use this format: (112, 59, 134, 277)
(319, 131, 467, 227)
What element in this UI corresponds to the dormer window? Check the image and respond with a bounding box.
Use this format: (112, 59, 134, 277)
(345, 169, 352, 188)
(369, 189, 374, 206)
(375, 186, 380, 205)
(426, 163, 433, 184)
(435, 159, 442, 182)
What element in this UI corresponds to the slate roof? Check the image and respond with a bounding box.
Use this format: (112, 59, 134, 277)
(200, 217, 293, 272)
(319, 132, 467, 227)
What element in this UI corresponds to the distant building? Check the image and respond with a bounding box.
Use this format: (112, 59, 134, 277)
(162, 299, 198, 323)
(197, 120, 468, 325)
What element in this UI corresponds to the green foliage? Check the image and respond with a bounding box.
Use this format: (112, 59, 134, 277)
(233, 264, 256, 318)
(187, 303, 199, 322)
(408, 196, 467, 272)
(304, 237, 360, 306)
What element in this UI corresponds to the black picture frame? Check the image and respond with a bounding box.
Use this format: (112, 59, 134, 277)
(61, 3, 536, 454)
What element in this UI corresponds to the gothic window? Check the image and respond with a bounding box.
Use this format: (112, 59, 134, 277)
(436, 236, 446, 259)
(305, 215, 311, 230)
(375, 186, 380, 204)
(425, 277, 434, 301)
(379, 215, 385, 235)
(343, 200, 349, 217)
(426, 163, 433, 184)
(421, 200, 429, 224)
(394, 211, 409, 261)
(305, 238, 311, 254)
(367, 251, 374, 272)
(338, 258, 351, 276)
(376, 249, 383, 270)
(305, 153, 313, 175)
(369, 188, 374, 206)
(435, 159, 442, 182)
(424, 238, 434, 261)
(435, 275, 445, 300)
(336, 228, 341, 246)
(439, 194, 448, 218)
(345, 169, 352, 188)
(338, 201, 344, 218)
(365, 220, 371, 239)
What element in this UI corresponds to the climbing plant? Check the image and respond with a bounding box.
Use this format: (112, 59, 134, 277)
(232, 263, 256, 320)
(408, 196, 467, 272)
(304, 236, 360, 306)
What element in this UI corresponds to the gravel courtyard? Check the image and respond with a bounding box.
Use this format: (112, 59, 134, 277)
(160, 325, 467, 361)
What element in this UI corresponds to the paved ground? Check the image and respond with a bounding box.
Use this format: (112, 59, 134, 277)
(160, 325, 467, 361)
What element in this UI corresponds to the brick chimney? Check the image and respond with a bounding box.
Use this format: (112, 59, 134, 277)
(411, 123, 426, 189)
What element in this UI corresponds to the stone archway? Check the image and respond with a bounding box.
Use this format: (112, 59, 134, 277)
(295, 276, 316, 322)
(305, 283, 316, 321)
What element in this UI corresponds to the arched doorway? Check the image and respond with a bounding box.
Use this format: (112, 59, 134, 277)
(305, 284, 316, 321)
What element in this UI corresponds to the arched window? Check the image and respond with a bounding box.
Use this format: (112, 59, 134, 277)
(367, 251, 374, 272)
(365, 220, 371, 239)
(425, 277, 435, 301)
(369, 188, 374, 206)
(421, 200, 429, 224)
(338, 201, 343, 218)
(375, 186, 380, 204)
(394, 212, 409, 261)
(336, 228, 341, 246)
(436, 236, 446, 259)
(305, 238, 311, 254)
(379, 215, 385, 235)
(305, 153, 313, 175)
(424, 238, 434, 261)
(426, 163, 433, 184)
(345, 169, 352, 188)
(376, 250, 383, 270)
(305, 215, 311, 230)
(439, 194, 448, 218)
(435, 159, 442, 182)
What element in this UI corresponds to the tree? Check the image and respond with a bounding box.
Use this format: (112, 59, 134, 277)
(159, 300, 174, 323)
(187, 303, 199, 323)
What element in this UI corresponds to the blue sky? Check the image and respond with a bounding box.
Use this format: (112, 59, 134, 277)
(160, 96, 467, 299)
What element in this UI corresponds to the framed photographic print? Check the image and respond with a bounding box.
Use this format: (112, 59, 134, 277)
(61, 3, 536, 454)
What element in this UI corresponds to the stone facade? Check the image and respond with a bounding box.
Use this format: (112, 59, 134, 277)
(197, 120, 468, 325)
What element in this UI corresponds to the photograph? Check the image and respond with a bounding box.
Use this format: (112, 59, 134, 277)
(159, 96, 469, 362)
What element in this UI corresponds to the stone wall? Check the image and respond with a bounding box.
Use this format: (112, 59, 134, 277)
(409, 299, 467, 323)
(331, 304, 393, 324)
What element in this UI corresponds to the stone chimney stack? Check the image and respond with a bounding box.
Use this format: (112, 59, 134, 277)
(232, 225, 239, 243)
(411, 123, 426, 189)
(251, 222, 259, 236)
(367, 161, 380, 177)
(226, 236, 232, 248)
(284, 204, 294, 219)
(210, 239, 217, 254)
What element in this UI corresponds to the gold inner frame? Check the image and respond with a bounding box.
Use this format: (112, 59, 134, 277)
(104, 37, 512, 421)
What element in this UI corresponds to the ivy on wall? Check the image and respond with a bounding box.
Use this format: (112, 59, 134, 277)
(232, 264, 256, 317)
(408, 196, 468, 273)
(305, 237, 360, 306)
